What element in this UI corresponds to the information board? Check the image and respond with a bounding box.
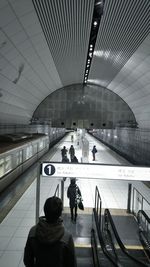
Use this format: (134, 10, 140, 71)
(41, 162, 150, 181)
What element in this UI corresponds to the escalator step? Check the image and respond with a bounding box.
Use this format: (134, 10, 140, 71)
(77, 257, 94, 267)
(75, 247, 92, 257)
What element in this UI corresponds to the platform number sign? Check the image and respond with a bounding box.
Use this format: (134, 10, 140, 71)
(42, 163, 56, 176)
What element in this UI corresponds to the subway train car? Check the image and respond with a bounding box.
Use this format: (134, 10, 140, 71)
(0, 129, 66, 193)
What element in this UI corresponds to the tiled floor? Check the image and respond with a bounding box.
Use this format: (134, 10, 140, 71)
(0, 131, 150, 267)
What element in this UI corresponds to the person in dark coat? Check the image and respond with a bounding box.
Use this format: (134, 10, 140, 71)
(67, 179, 81, 223)
(71, 155, 78, 163)
(69, 145, 75, 161)
(24, 196, 77, 267)
(92, 145, 97, 161)
(62, 154, 69, 163)
(61, 146, 68, 160)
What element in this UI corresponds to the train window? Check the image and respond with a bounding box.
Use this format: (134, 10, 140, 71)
(0, 158, 4, 178)
(19, 150, 22, 163)
(25, 145, 33, 160)
(5, 155, 12, 174)
(16, 150, 22, 165)
(39, 140, 44, 150)
(33, 143, 38, 154)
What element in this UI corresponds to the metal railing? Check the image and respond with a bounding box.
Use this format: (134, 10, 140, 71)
(132, 187, 150, 218)
(137, 210, 150, 259)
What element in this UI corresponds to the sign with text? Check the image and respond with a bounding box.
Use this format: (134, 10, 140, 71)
(41, 162, 150, 181)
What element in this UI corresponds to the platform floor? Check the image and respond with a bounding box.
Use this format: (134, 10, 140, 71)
(0, 132, 150, 267)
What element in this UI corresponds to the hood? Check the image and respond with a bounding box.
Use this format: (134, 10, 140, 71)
(36, 217, 65, 244)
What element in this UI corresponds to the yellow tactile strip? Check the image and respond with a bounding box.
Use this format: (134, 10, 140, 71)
(74, 244, 144, 250)
(63, 207, 131, 216)
(63, 207, 93, 214)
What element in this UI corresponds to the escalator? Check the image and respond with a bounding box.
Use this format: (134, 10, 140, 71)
(93, 186, 150, 267)
(61, 184, 150, 266)
(102, 208, 150, 266)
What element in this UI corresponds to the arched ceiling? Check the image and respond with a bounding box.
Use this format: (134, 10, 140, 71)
(33, 84, 137, 129)
(0, 0, 149, 128)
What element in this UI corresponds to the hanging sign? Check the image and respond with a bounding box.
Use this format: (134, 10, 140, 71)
(41, 162, 150, 181)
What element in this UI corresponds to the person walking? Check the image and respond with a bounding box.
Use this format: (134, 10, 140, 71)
(69, 145, 75, 161)
(61, 146, 68, 160)
(71, 134, 74, 142)
(24, 196, 77, 267)
(67, 178, 81, 223)
(92, 145, 97, 161)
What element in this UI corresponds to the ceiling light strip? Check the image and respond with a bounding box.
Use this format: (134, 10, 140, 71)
(83, 0, 105, 84)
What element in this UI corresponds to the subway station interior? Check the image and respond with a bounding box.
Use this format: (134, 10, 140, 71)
(0, 0, 150, 266)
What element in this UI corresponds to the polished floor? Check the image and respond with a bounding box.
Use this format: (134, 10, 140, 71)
(0, 132, 150, 267)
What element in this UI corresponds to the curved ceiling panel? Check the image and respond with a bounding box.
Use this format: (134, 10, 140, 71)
(32, 84, 137, 129)
(108, 35, 150, 128)
(89, 0, 149, 87)
(0, 0, 149, 129)
(32, 0, 94, 86)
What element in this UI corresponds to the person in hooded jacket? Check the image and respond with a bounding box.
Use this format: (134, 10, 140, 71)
(24, 196, 77, 267)
(67, 178, 81, 223)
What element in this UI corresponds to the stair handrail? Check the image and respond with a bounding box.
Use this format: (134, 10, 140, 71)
(104, 208, 149, 267)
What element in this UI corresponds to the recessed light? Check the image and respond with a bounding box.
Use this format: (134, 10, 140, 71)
(93, 21, 98, 26)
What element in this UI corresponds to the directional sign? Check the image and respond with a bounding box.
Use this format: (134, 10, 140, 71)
(42, 163, 56, 176)
(41, 162, 150, 181)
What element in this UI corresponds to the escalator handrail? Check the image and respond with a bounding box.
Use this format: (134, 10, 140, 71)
(95, 186, 102, 230)
(104, 208, 149, 267)
(137, 210, 150, 255)
(137, 210, 150, 224)
(94, 208, 119, 266)
(91, 228, 100, 267)
(94, 186, 119, 266)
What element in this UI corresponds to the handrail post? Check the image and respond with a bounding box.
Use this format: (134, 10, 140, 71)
(95, 186, 97, 210)
(99, 199, 102, 231)
(61, 179, 64, 210)
(36, 162, 41, 224)
(127, 183, 132, 214)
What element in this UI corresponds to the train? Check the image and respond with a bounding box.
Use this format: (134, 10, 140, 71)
(0, 128, 66, 194)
